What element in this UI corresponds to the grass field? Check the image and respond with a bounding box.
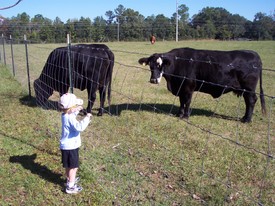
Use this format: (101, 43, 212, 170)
(0, 40, 274, 205)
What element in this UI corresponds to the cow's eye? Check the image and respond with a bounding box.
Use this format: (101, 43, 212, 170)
(157, 63, 162, 68)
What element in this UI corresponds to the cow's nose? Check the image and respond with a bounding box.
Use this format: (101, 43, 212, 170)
(150, 79, 158, 84)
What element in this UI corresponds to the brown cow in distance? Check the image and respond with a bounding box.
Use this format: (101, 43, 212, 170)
(150, 35, 156, 44)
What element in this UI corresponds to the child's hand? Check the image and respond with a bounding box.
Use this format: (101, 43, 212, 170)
(87, 113, 92, 118)
(69, 106, 83, 114)
(76, 106, 83, 111)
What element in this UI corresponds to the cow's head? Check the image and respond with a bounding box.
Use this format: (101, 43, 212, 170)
(138, 54, 171, 84)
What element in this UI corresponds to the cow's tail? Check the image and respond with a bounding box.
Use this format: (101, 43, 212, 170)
(259, 68, 266, 116)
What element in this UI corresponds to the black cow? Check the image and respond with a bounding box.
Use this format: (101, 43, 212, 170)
(139, 47, 266, 122)
(34, 44, 114, 116)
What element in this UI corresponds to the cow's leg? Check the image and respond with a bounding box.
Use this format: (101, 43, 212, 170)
(87, 89, 96, 114)
(97, 86, 106, 116)
(58, 87, 69, 102)
(241, 92, 257, 123)
(178, 93, 192, 119)
(59, 86, 69, 96)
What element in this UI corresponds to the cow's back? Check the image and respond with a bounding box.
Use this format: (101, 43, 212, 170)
(67, 44, 110, 90)
(170, 48, 262, 84)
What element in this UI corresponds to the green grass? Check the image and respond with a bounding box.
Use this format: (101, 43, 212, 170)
(0, 40, 274, 205)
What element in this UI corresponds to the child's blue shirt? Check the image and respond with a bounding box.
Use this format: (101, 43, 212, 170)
(60, 111, 90, 150)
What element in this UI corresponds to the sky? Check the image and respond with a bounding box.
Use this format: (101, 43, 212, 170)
(0, 0, 274, 22)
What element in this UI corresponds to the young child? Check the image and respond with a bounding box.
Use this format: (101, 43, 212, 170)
(59, 93, 92, 194)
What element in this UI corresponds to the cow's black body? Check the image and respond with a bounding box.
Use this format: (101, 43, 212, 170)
(34, 44, 114, 115)
(139, 47, 266, 122)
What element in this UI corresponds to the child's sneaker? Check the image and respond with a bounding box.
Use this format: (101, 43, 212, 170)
(64, 177, 80, 186)
(66, 184, 83, 194)
(74, 176, 80, 183)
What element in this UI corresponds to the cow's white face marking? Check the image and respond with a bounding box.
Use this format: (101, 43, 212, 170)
(157, 71, 163, 83)
(156, 57, 163, 67)
(156, 57, 163, 83)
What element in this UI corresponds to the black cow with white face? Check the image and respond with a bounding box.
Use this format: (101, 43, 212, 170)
(139, 47, 266, 122)
(34, 44, 114, 116)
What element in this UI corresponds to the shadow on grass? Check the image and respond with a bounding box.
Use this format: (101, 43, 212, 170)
(108, 103, 207, 116)
(106, 103, 239, 121)
(19, 95, 37, 107)
(19, 95, 60, 110)
(9, 154, 64, 187)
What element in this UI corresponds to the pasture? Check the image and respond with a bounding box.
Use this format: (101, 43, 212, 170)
(0, 40, 274, 205)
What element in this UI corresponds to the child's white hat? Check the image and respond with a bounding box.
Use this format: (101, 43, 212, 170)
(59, 93, 83, 109)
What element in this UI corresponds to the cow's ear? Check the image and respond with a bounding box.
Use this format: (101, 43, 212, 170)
(138, 57, 149, 66)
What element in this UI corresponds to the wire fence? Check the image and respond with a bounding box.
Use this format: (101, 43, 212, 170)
(0, 34, 274, 205)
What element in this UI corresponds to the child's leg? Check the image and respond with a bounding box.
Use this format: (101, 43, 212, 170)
(66, 167, 78, 187)
(65, 167, 82, 193)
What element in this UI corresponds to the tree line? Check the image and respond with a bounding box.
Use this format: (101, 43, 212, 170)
(0, 4, 274, 43)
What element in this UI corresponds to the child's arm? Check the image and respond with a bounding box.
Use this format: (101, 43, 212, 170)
(70, 113, 92, 132)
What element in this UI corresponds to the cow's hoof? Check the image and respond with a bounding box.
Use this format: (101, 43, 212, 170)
(241, 117, 251, 123)
(97, 112, 103, 116)
(178, 114, 189, 119)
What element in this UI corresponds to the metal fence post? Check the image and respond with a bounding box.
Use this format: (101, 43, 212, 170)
(10, 35, 15, 76)
(67, 33, 73, 93)
(24, 35, 31, 97)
